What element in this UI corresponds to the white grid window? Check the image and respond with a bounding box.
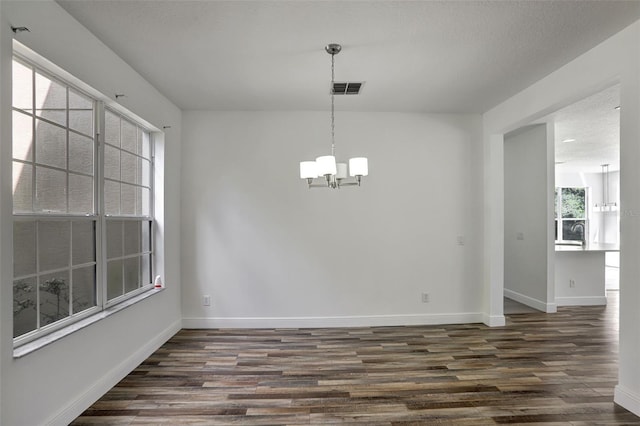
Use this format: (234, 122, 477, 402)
(103, 109, 153, 304)
(12, 57, 155, 344)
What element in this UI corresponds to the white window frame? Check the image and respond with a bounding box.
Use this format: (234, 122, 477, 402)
(12, 53, 156, 348)
(100, 106, 155, 308)
(555, 186, 589, 242)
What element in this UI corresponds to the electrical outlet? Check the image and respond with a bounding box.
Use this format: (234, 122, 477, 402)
(516, 232, 524, 240)
(456, 236, 465, 246)
(421, 292, 430, 303)
(203, 295, 211, 306)
(569, 279, 575, 288)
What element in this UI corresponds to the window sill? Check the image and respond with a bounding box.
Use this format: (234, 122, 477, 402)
(13, 287, 164, 358)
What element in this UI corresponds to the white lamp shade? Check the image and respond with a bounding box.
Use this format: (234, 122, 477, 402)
(349, 157, 368, 176)
(316, 155, 337, 176)
(336, 163, 348, 179)
(300, 161, 318, 179)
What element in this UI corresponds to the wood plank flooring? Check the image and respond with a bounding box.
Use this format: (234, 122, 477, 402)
(72, 291, 640, 425)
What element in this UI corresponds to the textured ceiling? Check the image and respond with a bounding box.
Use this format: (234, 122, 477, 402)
(552, 85, 620, 174)
(56, 0, 640, 113)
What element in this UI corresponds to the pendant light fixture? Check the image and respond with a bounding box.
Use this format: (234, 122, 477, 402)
(299, 43, 368, 189)
(595, 164, 617, 212)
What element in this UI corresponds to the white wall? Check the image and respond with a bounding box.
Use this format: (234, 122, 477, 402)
(503, 124, 552, 310)
(483, 20, 640, 416)
(0, 2, 182, 425)
(181, 111, 484, 327)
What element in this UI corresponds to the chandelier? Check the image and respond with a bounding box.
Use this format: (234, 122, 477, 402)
(595, 164, 617, 212)
(299, 43, 368, 189)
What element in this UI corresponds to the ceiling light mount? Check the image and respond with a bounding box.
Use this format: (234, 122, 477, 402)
(325, 43, 342, 55)
(299, 43, 368, 189)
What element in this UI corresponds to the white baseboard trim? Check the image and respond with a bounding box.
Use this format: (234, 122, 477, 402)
(182, 312, 483, 329)
(556, 296, 607, 306)
(47, 319, 182, 426)
(483, 314, 506, 327)
(615, 385, 640, 417)
(504, 288, 557, 313)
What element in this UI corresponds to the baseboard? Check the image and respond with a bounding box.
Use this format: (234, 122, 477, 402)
(47, 319, 182, 426)
(556, 296, 607, 306)
(483, 313, 506, 327)
(504, 288, 557, 313)
(182, 312, 483, 329)
(615, 385, 640, 417)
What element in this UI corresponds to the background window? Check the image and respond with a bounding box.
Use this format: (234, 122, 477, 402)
(555, 187, 587, 241)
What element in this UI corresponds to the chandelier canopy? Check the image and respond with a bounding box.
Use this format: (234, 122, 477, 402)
(299, 43, 368, 189)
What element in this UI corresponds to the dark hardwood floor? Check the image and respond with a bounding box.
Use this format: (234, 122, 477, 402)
(72, 291, 640, 425)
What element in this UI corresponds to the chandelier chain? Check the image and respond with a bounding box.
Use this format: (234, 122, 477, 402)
(331, 52, 335, 156)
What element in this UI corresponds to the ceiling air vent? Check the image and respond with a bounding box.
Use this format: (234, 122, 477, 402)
(331, 82, 364, 95)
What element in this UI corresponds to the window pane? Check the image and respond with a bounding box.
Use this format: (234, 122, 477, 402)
(142, 221, 151, 253)
(13, 162, 33, 213)
(39, 271, 70, 326)
(107, 260, 123, 300)
(141, 130, 151, 159)
(13, 111, 33, 162)
(13, 60, 33, 112)
(72, 220, 95, 265)
(135, 187, 142, 216)
(106, 220, 123, 259)
(121, 119, 137, 153)
(104, 180, 120, 215)
(35, 119, 66, 169)
(35, 167, 66, 212)
(141, 187, 150, 216)
(38, 220, 70, 271)
(121, 151, 136, 184)
(562, 220, 586, 241)
(561, 188, 585, 218)
(141, 254, 151, 286)
(124, 221, 141, 255)
(35, 72, 66, 126)
(121, 183, 135, 215)
(68, 89, 93, 136)
(140, 158, 151, 186)
(105, 109, 120, 147)
(13, 221, 37, 277)
(137, 129, 143, 156)
(14, 278, 37, 338)
(69, 132, 93, 175)
(124, 257, 140, 293)
(72, 266, 96, 314)
(104, 145, 120, 180)
(69, 173, 93, 214)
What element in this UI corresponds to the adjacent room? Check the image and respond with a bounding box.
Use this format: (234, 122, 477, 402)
(1, 1, 640, 425)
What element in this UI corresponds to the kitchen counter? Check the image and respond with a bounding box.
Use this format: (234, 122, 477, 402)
(554, 241, 618, 306)
(555, 242, 620, 252)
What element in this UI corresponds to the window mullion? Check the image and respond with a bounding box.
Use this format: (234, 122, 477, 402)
(557, 189, 563, 241)
(35, 220, 41, 330)
(31, 65, 36, 213)
(68, 220, 73, 316)
(66, 87, 70, 215)
(96, 101, 107, 310)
